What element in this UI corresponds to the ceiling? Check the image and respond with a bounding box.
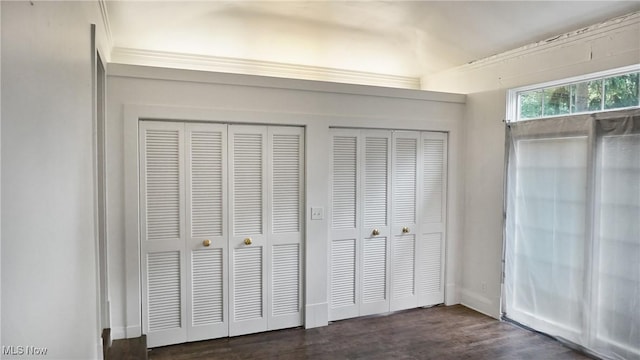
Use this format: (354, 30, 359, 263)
(106, 1, 640, 83)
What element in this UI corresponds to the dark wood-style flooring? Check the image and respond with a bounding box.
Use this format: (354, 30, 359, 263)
(145, 305, 591, 360)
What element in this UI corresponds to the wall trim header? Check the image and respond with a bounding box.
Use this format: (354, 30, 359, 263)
(107, 63, 466, 104)
(110, 47, 421, 90)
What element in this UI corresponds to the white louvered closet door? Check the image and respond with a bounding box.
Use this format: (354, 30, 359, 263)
(228, 125, 268, 336)
(359, 130, 392, 316)
(390, 131, 420, 311)
(329, 130, 361, 321)
(267, 126, 304, 330)
(140, 121, 187, 348)
(185, 123, 229, 341)
(417, 132, 447, 306)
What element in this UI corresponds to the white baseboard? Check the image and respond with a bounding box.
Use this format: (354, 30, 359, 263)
(460, 288, 500, 319)
(97, 340, 104, 360)
(111, 326, 126, 340)
(126, 325, 142, 338)
(444, 283, 460, 305)
(304, 302, 329, 329)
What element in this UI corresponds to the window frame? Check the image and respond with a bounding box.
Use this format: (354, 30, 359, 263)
(506, 64, 640, 122)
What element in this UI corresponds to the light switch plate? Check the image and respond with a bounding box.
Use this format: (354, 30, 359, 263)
(310, 207, 324, 220)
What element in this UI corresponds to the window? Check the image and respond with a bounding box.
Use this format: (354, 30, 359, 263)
(509, 65, 640, 122)
(504, 108, 640, 359)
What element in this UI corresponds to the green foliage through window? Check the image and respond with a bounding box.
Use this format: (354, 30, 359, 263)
(605, 73, 639, 109)
(518, 72, 639, 120)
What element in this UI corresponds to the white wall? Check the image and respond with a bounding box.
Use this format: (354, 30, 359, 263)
(422, 12, 640, 318)
(106, 64, 466, 338)
(1, 2, 110, 359)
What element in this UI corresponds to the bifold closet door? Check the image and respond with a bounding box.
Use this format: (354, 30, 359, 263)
(417, 132, 447, 306)
(228, 125, 304, 336)
(228, 125, 269, 336)
(329, 130, 361, 320)
(389, 131, 448, 311)
(140, 121, 187, 347)
(390, 131, 420, 311)
(329, 129, 447, 319)
(359, 130, 392, 316)
(185, 123, 229, 341)
(329, 129, 392, 320)
(141, 121, 230, 347)
(267, 126, 304, 330)
(142, 122, 304, 345)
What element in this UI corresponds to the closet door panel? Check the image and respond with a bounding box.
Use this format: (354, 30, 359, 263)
(140, 121, 187, 347)
(267, 126, 304, 330)
(229, 125, 268, 336)
(329, 130, 360, 320)
(391, 233, 416, 310)
(390, 131, 420, 311)
(330, 238, 357, 318)
(360, 130, 391, 315)
(417, 132, 447, 306)
(185, 123, 228, 341)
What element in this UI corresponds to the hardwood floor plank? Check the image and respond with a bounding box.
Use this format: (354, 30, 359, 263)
(147, 305, 592, 360)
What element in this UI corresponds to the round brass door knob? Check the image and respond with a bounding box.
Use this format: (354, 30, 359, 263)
(372, 229, 380, 236)
(402, 227, 410, 234)
(244, 238, 252, 245)
(203, 239, 211, 247)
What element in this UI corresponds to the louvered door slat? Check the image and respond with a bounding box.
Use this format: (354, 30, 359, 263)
(332, 136, 358, 229)
(420, 233, 442, 295)
(145, 129, 181, 241)
(191, 249, 223, 325)
(423, 139, 445, 224)
(147, 251, 181, 332)
(191, 131, 223, 237)
(392, 235, 416, 299)
(272, 244, 300, 316)
(233, 247, 263, 321)
(364, 137, 389, 227)
(363, 236, 387, 303)
(331, 239, 357, 308)
(233, 133, 263, 235)
(272, 134, 301, 233)
(393, 137, 417, 224)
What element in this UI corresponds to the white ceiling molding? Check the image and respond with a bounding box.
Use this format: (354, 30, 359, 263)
(97, 0, 113, 50)
(439, 11, 640, 75)
(108, 63, 464, 104)
(110, 47, 421, 89)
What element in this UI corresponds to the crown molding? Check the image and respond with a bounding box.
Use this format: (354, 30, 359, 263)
(97, 0, 113, 50)
(435, 10, 640, 76)
(110, 47, 421, 89)
(108, 63, 465, 103)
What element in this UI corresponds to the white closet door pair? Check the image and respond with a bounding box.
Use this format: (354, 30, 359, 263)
(140, 122, 304, 347)
(329, 129, 447, 321)
(228, 125, 304, 336)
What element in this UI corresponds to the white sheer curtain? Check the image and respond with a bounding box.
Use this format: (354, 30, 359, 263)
(504, 109, 640, 360)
